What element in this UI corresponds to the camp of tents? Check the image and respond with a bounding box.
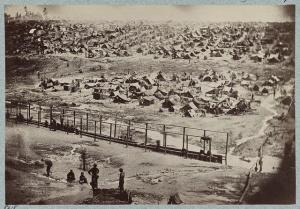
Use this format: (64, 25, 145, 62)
(35, 69, 281, 118)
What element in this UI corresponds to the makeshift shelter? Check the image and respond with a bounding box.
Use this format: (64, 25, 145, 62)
(156, 71, 168, 81)
(223, 86, 233, 95)
(143, 75, 156, 86)
(188, 79, 198, 87)
(261, 87, 269, 95)
(250, 54, 263, 62)
(184, 109, 196, 117)
(205, 88, 220, 97)
(241, 80, 251, 87)
(232, 54, 241, 60)
(171, 73, 180, 82)
(162, 98, 177, 108)
(180, 90, 193, 98)
(271, 75, 280, 83)
(168, 89, 182, 96)
(110, 90, 120, 97)
(169, 105, 181, 113)
(203, 75, 212, 82)
(126, 76, 139, 84)
(129, 83, 141, 92)
(210, 51, 222, 57)
(236, 100, 250, 112)
(281, 96, 292, 106)
(182, 54, 191, 59)
(267, 55, 280, 64)
(85, 83, 97, 89)
(154, 88, 168, 96)
(262, 80, 275, 86)
(113, 94, 130, 103)
(181, 102, 198, 113)
(193, 98, 209, 109)
(63, 84, 71, 91)
(139, 96, 155, 106)
(229, 90, 239, 99)
(250, 84, 260, 91)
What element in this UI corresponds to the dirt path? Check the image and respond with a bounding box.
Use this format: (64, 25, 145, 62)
(226, 95, 282, 172)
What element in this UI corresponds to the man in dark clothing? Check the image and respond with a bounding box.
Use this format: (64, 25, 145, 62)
(51, 119, 57, 131)
(259, 157, 263, 172)
(119, 168, 125, 192)
(44, 120, 49, 127)
(79, 172, 88, 184)
(88, 164, 99, 189)
(42, 159, 53, 177)
(67, 170, 75, 183)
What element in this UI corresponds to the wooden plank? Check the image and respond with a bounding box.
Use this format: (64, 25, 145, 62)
(145, 123, 148, 151)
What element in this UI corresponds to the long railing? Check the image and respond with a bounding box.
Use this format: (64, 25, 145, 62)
(5, 100, 230, 164)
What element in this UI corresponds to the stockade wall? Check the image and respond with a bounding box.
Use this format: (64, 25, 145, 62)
(6, 100, 229, 164)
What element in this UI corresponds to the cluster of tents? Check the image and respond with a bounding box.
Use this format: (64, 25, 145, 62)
(5, 19, 294, 63)
(37, 69, 283, 118)
(32, 44, 287, 117)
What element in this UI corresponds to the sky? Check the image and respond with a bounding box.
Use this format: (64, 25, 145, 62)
(5, 5, 295, 22)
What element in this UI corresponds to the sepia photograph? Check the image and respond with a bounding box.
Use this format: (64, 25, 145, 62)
(4, 5, 295, 205)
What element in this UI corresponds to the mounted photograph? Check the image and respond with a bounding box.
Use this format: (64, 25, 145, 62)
(4, 5, 295, 205)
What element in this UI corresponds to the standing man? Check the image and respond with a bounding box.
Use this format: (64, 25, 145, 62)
(119, 168, 125, 192)
(42, 159, 53, 177)
(88, 163, 99, 190)
(259, 157, 263, 172)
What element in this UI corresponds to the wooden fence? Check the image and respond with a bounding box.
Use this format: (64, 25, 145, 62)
(6, 100, 230, 164)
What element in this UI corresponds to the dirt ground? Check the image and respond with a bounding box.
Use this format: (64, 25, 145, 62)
(6, 121, 249, 204)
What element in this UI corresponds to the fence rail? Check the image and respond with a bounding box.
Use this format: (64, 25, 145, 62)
(6, 100, 230, 164)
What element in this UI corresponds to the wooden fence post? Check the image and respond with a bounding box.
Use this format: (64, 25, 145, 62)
(37, 111, 40, 127)
(73, 111, 76, 126)
(80, 117, 83, 138)
(66, 119, 69, 135)
(86, 113, 89, 132)
(15, 102, 18, 124)
(99, 115, 102, 135)
(28, 102, 31, 121)
(163, 125, 166, 154)
(145, 123, 148, 151)
(50, 105, 53, 121)
(114, 118, 117, 138)
(225, 133, 229, 165)
(186, 135, 189, 158)
(26, 103, 29, 125)
(49, 106, 53, 130)
(182, 127, 186, 150)
(62, 109, 65, 125)
(94, 120, 97, 141)
(109, 123, 112, 143)
(126, 120, 131, 148)
(203, 130, 206, 153)
(209, 138, 212, 162)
